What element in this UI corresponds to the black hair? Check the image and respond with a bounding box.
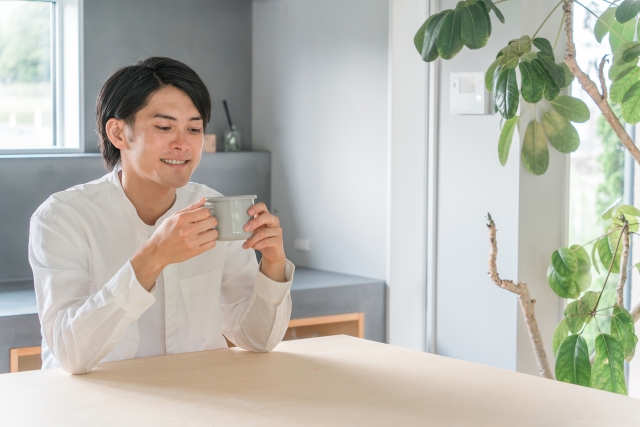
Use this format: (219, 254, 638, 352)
(96, 57, 211, 171)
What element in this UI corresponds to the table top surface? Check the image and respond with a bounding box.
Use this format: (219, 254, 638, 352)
(1, 335, 639, 426)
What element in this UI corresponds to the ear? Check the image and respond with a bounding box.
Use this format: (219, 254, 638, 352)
(105, 118, 128, 150)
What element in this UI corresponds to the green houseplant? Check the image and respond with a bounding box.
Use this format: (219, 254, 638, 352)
(415, 0, 640, 395)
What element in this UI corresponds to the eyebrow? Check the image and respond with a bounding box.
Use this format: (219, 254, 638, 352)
(152, 113, 203, 121)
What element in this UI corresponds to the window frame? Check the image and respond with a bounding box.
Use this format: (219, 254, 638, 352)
(0, 0, 84, 155)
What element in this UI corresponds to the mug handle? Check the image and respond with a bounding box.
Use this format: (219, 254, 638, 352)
(203, 201, 216, 229)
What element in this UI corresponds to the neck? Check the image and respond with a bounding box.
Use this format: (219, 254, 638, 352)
(118, 168, 176, 226)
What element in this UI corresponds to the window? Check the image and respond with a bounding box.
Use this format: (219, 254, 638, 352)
(0, 1, 54, 148)
(0, 0, 82, 153)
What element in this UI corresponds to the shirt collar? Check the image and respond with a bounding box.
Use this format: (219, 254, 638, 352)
(107, 168, 183, 230)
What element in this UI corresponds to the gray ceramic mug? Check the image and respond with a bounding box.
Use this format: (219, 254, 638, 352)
(204, 195, 257, 241)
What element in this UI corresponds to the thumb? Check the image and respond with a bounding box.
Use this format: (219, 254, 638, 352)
(177, 197, 206, 213)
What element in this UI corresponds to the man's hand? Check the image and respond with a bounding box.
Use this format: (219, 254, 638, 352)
(131, 198, 218, 291)
(242, 203, 287, 283)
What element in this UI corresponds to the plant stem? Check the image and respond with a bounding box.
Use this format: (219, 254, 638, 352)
(563, 0, 640, 167)
(594, 223, 625, 310)
(486, 216, 554, 380)
(616, 221, 630, 306)
(533, 0, 565, 40)
(554, 13, 564, 50)
(570, 226, 622, 252)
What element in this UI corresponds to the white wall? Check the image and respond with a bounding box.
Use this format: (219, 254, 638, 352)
(434, 0, 565, 373)
(252, 0, 389, 281)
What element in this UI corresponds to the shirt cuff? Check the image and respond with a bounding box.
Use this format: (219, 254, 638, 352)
(105, 260, 156, 318)
(253, 259, 295, 305)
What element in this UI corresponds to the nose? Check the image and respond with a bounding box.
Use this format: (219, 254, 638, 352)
(170, 129, 190, 151)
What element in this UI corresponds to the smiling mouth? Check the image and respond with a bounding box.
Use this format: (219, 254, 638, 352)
(161, 159, 189, 165)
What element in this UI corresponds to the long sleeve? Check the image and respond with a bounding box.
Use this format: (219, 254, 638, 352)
(29, 212, 155, 374)
(220, 241, 294, 352)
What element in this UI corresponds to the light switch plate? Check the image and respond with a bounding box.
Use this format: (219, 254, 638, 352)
(450, 72, 492, 115)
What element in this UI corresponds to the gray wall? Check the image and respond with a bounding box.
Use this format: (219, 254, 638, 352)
(0, 152, 271, 283)
(252, 0, 389, 281)
(83, 0, 252, 152)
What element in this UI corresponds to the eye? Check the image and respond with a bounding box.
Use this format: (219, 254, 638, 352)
(189, 128, 202, 134)
(156, 126, 171, 131)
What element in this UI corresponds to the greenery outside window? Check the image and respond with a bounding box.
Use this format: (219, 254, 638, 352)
(0, 0, 83, 153)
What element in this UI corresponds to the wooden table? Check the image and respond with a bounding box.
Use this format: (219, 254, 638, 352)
(1, 335, 639, 426)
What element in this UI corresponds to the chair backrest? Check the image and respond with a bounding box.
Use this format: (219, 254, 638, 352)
(0, 152, 270, 284)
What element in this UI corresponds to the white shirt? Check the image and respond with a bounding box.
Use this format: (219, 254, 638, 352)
(28, 169, 294, 374)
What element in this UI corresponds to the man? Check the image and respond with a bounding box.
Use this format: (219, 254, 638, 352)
(28, 57, 294, 374)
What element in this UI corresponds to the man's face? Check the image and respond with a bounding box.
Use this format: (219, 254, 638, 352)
(121, 85, 204, 189)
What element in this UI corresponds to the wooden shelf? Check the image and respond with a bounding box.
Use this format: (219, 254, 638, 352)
(10, 346, 41, 373)
(11, 313, 365, 372)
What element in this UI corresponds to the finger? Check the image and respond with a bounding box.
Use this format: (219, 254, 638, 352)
(247, 202, 268, 216)
(194, 216, 218, 234)
(243, 227, 281, 249)
(244, 211, 279, 232)
(252, 236, 280, 251)
(177, 197, 206, 213)
(198, 238, 217, 252)
(196, 228, 218, 246)
(179, 206, 212, 223)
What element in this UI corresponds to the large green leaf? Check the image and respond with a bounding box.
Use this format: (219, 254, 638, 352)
(556, 335, 591, 387)
(532, 37, 554, 60)
(461, 3, 491, 49)
(614, 41, 640, 64)
(610, 66, 640, 103)
(617, 204, 640, 217)
(611, 305, 638, 362)
(559, 63, 574, 89)
(536, 53, 564, 88)
(552, 247, 579, 277)
(519, 61, 544, 103)
(415, 11, 449, 62)
(610, 14, 636, 51)
(609, 60, 638, 81)
(486, 59, 499, 91)
(602, 198, 622, 219)
(621, 80, 640, 123)
(591, 238, 601, 275)
(549, 96, 590, 123)
(521, 120, 548, 175)
(621, 42, 640, 63)
(497, 44, 521, 69)
(498, 116, 518, 166)
(478, 0, 505, 23)
(598, 229, 622, 273)
(532, 59, 560, 101)
(548, 266, 581, 299)
(510, 35, 531, 55)
(495, 67, 519, 119)
(616, 0, 640, 24)
(437, 10, 463, 60)
(552, 318, 570, 357)
(594, 7, 616, 43)
(564, 292, 600, 332)
(591, 334, 627, 395)
(571, 244, 592, 292)
(478, 1, 492, 36)
(542, 111, 580, 153)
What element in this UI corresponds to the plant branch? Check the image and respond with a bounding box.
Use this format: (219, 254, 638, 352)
(563, 0, 640, 167)
(616, 221, 630, 306)
(598, 55, 608, 100)
(487, 214, 554, 380)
